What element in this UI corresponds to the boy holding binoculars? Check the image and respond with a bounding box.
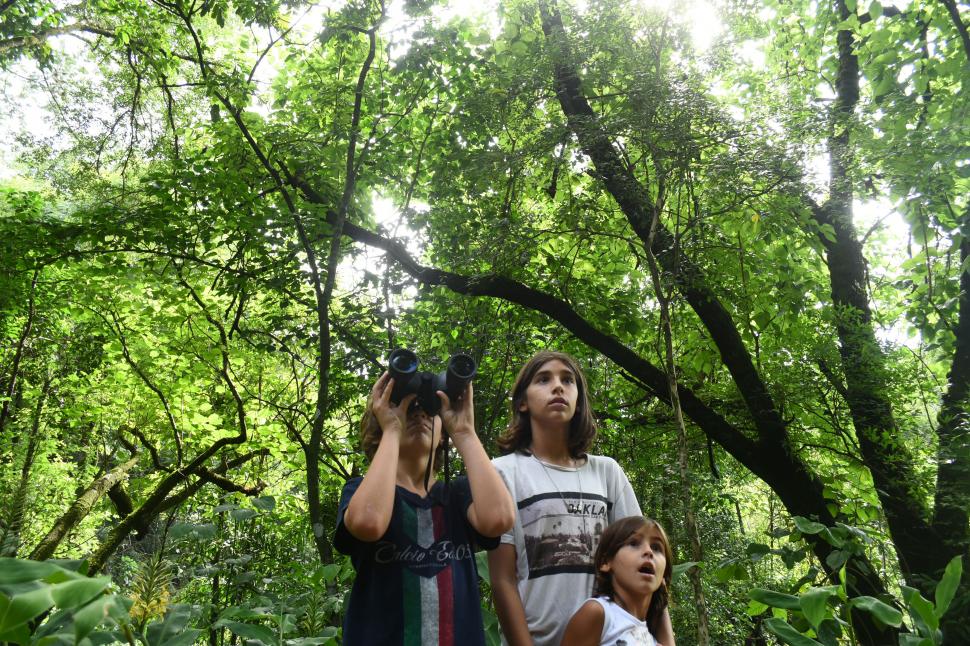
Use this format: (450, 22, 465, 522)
(334, 352, 514, 646)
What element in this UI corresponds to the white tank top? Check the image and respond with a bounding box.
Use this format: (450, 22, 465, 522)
(590, 597, 658, 646)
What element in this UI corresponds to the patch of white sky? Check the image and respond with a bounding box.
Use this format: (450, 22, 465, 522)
(1, 13, 164, 180)
(856, 199, 919, 349)
(0, 37, 92, 179)
(0, 68, 41, 180)
(634, 0, 724, 52)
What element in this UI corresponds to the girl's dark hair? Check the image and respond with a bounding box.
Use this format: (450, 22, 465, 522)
(593, 516, 673, 633)
(360, 404, 445, 472)
(496, 351, 597, 458)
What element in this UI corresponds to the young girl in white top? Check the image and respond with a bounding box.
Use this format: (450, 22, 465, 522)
(489, 351, 674, 646)
(562, 516, 674, 646)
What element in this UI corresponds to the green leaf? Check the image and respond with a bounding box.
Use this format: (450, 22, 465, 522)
(902, 585, 938, 633)
(159, 628, 203, 646)
(50, 577, 111, 609)
(215, 620, 277, 644)
(781, 546, 808, 569)
(672, 561, 701, 580)
(816, 617, 844, 645)
(898, 635, 934, 646)
(873, 74, 895, 97)
(934, 555, 962, 617)
(753, 312, 773, 330)
(171, 523, 217, 540)
(475, 551, 491, 585)
(850, 596, 902, 627)
(0, 587, 55, 632)
(825, 549, 849, 571)
(750, 588, 801, 611)
(252, 496, 276, 511)
(746, 543, 771, 562)
(146, 603, 196, 646)
(800, 586, 838, 629)
(793, 517, 826, 535)
(230, 508, 257, 522)
(763, 617, 823, 645)
(72, 595, 123, 642)
(714, 559, 748, 582)
(0, 558, 62, 584)
(818, 224, 837, 243)
(0, 622, 30, 644)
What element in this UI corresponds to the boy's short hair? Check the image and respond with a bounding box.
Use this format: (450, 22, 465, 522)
(360, 402, 446, 472)
(496, 350, 597, 458)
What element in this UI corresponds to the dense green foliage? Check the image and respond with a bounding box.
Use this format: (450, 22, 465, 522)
(1, 0, 968, 643)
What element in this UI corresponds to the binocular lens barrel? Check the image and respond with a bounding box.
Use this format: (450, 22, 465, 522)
(447, 354, 476, 380)
(388, 349, 418, 374)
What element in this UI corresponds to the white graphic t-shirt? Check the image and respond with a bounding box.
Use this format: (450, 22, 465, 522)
(492, 452, 641, 646)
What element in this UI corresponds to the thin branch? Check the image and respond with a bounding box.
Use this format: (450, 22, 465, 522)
(96, 308, 185, 466)
(938, 0, 970, 64)
(0, 23, 114, 53)
(196, 467, 264, 495)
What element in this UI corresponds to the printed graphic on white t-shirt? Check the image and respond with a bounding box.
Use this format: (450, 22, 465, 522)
(519, 491, 609, 578)
(613, 622, 656, 645)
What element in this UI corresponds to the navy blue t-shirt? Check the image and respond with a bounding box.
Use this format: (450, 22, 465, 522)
(334, 476, 499, 646)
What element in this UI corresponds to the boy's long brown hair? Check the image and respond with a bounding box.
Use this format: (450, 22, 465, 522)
(593, 516, 673, 633)
(496, 351, 597, 458)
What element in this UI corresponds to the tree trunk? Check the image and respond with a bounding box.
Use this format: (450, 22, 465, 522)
(0, 269, 38, 436)
(209, 509, 225, 646)
(3, 374, 51, 556)
(29, 455, 139, 560)
(817, 0, 960, 602)
(644, 191, 710, 644)
(534, 3, 897, 641)
(932, 204, 970, 639)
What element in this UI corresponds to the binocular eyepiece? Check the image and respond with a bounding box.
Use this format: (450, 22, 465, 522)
(387, 349, 477, 417)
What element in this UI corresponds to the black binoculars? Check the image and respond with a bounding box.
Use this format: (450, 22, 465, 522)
(387, 349, 477, 416)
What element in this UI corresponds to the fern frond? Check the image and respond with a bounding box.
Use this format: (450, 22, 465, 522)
(0, 477, 29, 557)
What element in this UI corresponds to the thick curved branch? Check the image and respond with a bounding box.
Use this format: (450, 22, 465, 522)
(293, 196, 763, 469)
(29, 456, 140, 560)
(86, 449, 266, 573)
(537, 2, 792, 450)
(196, 467, 265, 495)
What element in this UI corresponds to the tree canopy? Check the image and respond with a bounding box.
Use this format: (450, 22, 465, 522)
(1, 0, 968, 644)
